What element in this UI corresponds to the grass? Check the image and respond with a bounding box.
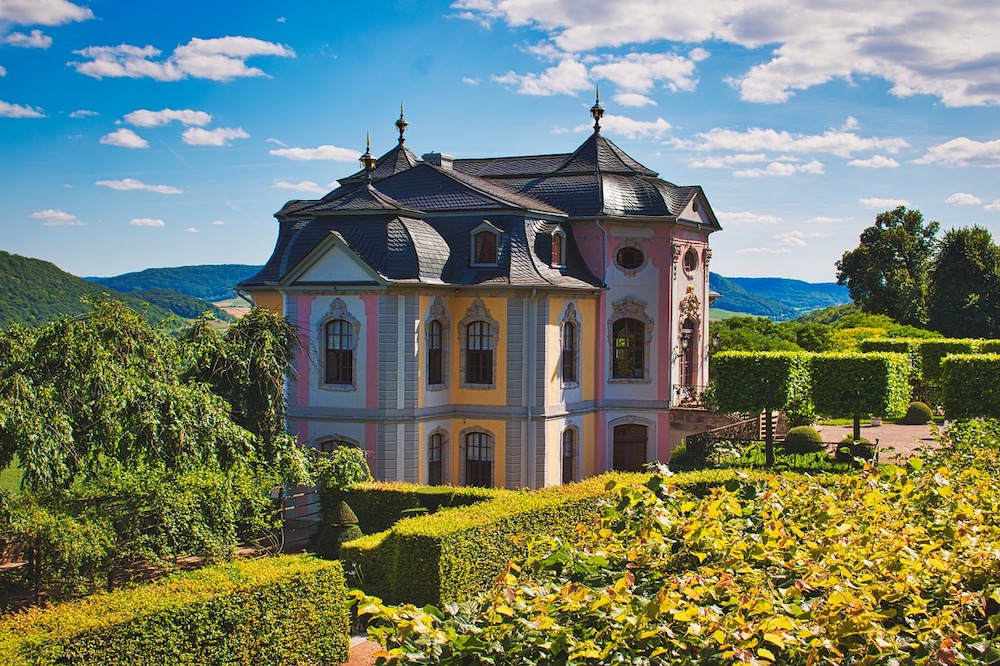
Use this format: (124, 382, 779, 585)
(0, 458, 23, 494)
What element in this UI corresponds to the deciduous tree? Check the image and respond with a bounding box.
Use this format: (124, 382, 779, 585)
(927, 225, 1000, 338)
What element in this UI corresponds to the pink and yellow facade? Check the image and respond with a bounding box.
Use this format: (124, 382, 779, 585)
(241, 104, 720, 489)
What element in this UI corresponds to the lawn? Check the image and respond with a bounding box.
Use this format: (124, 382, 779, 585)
(0, 459, 22, 494)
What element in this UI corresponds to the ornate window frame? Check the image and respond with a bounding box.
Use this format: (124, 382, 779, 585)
(319, 297, 360, 392)
(682, 247, 699, 277)
(560, 302, 581, 388)
(608, 297, 654, 384)
(613, 240, 647, 277)
(470, 220, 502, 267)
(427, 427, 449, 486)
(458, 425, 494, 488)
(425, 297, 450, 391)
(550, 227, 566, 268)
(459, 298, 500, 390)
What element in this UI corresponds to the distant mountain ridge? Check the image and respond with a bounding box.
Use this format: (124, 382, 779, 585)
(710, 272, 850, 320)
(88, 264, 261, 302)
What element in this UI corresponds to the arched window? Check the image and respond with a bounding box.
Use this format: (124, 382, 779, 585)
(612, 423, 647, 472)
(319, 438, 358, 453)
(427, 319, 443, 385)
(464, 431, 493, 488)
(561, 428, 576, 484)
(612, 318, 645, 379)
(325, 319, 354, 385)
(466, 321, 493, 385)
(551, 231, 564, 267)
(428, 432, 443, 486)
(474, 230, 497, 264)
(561, 321, 577, 384)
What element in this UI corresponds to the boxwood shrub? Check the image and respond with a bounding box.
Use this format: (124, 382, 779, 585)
(0, 555, 350, 666)
(341, 470, 765, 607)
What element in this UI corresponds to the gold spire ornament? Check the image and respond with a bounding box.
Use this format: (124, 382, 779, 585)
(395, 102, 409, 144)
(360, 132, 377, 180)
(590, 87, 604, 133)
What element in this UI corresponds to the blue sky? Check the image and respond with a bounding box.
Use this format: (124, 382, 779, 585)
(2, 0, 999, 282)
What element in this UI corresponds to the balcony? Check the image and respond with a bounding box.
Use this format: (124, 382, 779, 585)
(672, 384, 710, 408)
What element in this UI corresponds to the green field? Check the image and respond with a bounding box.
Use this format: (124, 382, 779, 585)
(0, 459, 22, 494)
(709, 307, 761, 320)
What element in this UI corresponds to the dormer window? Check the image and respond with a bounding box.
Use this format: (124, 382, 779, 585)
(551, 229, 565, 267)
(470, 221, 501, 266)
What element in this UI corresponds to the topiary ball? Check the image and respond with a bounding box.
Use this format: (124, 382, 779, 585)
(901, 401, 933, 425)
(780, 426, 825, 454)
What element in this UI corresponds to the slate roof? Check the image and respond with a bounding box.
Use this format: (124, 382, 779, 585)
(241, 125, 716, 291)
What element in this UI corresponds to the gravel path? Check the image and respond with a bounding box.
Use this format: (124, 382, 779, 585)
(811, 421, 940, 461)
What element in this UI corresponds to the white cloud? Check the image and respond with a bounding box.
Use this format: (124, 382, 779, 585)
(5, 30, 52, 48)
(847, 155, 900, 168)
(266, 138, 287, 147)
(124, 108, 212, 127)
(99, 128, 148, 149)
(718, 211, 782, 226)
(986, 201, 1000, 212)
(184, 227, 200, 233)
(129, 218, 165, 227)
(591, 52, 698, 93)
(573, 113, 671, 139)
(181, 127, 249, 146)
(915, 137, 1000, 167)
(211, 220, 226, 225)
(277, 16, 286, 23)
(946, 192, 983, 206)
(807, 215, 853, 225)
(613, 92, 656, 107)
(0, 100, 44, 118)
(733, 159, 825, 178)
(693, 126, 909, 158)
(0, 0, 93, 25)
(462, 76, 481, 85)
(493, 59, 590, 96)
(96, 178, 184, 195)
(69, 109, 97, 118)
(776, 230, 831, 247)
(31, 209, 85, 226)
(689, 153, 768, 168)
(0, 66, 6, 76)
(269, 144, 361, 161)
(452, 0, 1000, 107)
(736, 246, 792, 254)
(272, 179, 329, 194)
(860, 197, 911, 209)
(69, 36, 295, 82)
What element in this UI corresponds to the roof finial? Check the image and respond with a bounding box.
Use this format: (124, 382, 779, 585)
(590, 86, 604, 133)
(360, 131, 377, 181)
(395, 102, 409, 144)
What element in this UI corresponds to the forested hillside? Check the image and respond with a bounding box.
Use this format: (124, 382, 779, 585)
(0, 251, 176, 328)
(89, 264, 261, 301)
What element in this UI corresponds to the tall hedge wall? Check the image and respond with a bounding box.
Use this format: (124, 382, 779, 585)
(941, 354, 1000, 419)
(810, 352, 911, 419)
(0, 555, 350, 666)
(341, 470, 764, 607)
(919, 339, 978, 381)
(859, 338, 922, 375)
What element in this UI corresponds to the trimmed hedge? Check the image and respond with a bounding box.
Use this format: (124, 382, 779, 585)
(780, 425, 824, 453)
(859, 338, 922, 375)
(942, 354, 1000, 419)
(979, 340, 1000, 354)
(340, 482, 502, 534)
(0, 555, 350, 666)
(712, 351, 811, 412)
(810, 352, 911, 420)
(341, 470, 767, 607)
(900, 401, 934, 425)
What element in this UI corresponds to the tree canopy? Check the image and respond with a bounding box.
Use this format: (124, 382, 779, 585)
(927, 225, 1000, 339)
(836, 206, 939, 327)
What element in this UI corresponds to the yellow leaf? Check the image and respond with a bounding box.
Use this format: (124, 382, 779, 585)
(763, 633, 785, 649)
(758, 647, 777, 662)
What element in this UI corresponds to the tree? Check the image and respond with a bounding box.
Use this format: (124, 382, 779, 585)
(836, 207, 939, 327)
(927, 226, 1000, 338)
(810, 352, 911, 442)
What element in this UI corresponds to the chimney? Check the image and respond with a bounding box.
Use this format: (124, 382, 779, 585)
(422, 152, 454, 170)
